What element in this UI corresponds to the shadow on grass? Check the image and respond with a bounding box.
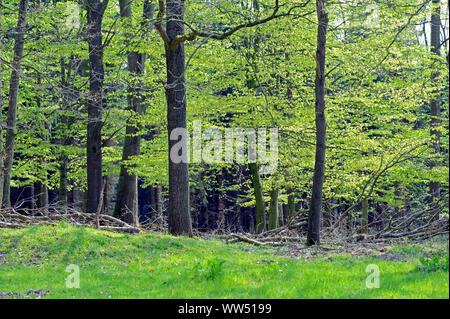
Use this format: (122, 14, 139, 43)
(1, 225, 40, 257)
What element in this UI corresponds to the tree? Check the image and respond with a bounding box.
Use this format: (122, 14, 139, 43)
(160, 0, 193, 235)
(0, 0, 4, 207)
(114, 0, 154, 225)
(307, 0, 328, 246)
(429, 0, 441, 207)
(2, 0, 29, 208)
(268, 186, 279, 230)
(155, 0, 298, 236)
(0, 0, 446, 240)
(250, 162, 266, 233)
(85, 0, 109, 214)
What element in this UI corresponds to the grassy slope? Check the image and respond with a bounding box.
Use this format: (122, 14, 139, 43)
(0, 223, 448, 299)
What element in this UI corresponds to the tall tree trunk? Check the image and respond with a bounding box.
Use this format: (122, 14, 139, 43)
(287, 189, 295, 219)
(2, 0, 28, 208)
(154, 184, 163, 218)
(114, 0, 154, 225)
(58, 57, 73, 205)
(198, 177, 209, 231)
(280, 203, 286, 226)
(249, 163, 266, 233)
(216, 169, 226, 231)
(85, 0, 108, 214)
(361, 198, 368, 233)
(59, 157, 68, 204)
(347, 212, 353, 235)
(217, 195, 226, 231)
(268, 187, 279, 230)
(0, 0, 4, 207)
(36, 180, 48, 209)
(430, 0, 441, 210)
(164, 0, 192, 236)
(307, 0, 328, 246)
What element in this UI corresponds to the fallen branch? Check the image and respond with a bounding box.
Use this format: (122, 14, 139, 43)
(231, 233, 267, 246)
(0, 205, 141, 234)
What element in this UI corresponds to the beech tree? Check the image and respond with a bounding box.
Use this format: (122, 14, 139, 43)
(114, 0, 154, 225)
(429, 0, 442, 207)
(155, 0, 307, 236)
(0, 0, 447, 242)
(307, 0, 328, 246)
(0, 0, 4, 207)
(1, 0, 28, 208)
(85, 0, 109, 214)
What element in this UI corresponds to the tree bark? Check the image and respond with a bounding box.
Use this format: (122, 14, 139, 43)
(268, 187, 279, 230)
(2, 0, 28, 208)
(164, 0, 192, 236)
(287, 190, 295, 219)
(58, 57, 74, 205)
(85, 0, 108, 214)
(58, 150, 68, 205)
(0, 0, 4, 207)
(429, 0, 441, 210)
(249, 163, 266, 233)
(155, 184, 163, 217)
(307, 0, 328, 246)
(280, 203, 286, 226)
(361, 198, 368, 233)
(36, 180, 48, 209)
(114, 0, 154, 225)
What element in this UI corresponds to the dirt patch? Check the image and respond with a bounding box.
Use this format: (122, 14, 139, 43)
(273, 241, 446, 263)
(0, 288, 49, 299)
(376, 251, 411, 262)
(267, 242, 398, 261)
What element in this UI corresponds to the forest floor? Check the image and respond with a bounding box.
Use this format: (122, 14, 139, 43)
(0, 223, 448, 299)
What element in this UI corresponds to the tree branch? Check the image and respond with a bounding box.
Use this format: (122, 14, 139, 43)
(155, 0, 169, 49)
(169, 0, 312, 50)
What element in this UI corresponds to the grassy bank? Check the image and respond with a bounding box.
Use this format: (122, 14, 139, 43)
(0, 223, 448, 298)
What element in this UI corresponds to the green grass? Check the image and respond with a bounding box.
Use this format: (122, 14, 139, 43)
(0, 223, 448, 299)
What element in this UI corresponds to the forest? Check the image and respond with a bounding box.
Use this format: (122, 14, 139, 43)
(0, 0, 449, 300)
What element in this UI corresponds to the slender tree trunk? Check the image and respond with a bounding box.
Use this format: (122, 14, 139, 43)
(217, 195, 225, 231)
(287, 190, 295, 219)
(2, 0, 28, 208)
(59, 156, 68, 204)
(85, 0, 108, 214)
(36, 179, 48, 209)
(150, 185, 157, 213)
(155, 184, 163, 217)
(198, 177, 209, 231)
(102, 167, 109, 215)
(0, 0, 4, 207)
(280, 203, 286, 226)
(248, 209, 255, 233)
(249, 163, 266, 233)
(165, 0, 192, 236)
(268, 187, 279, 230)
(430, 0, 441, 211)
(361, 198, 368, 233)
(307, 0, 328, 246)
(58, 58, 73, 205)
(114, 0, 154, 225)
(216, 170, 226, 231)
(347, 212, 353, 235)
